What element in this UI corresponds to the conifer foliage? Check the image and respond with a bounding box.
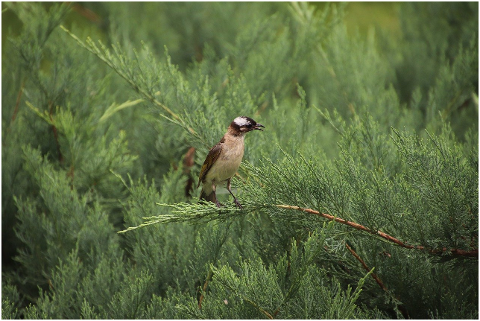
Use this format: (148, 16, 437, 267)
(2, 2, 478, 319)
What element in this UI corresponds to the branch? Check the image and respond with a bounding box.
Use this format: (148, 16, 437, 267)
(117, 202, 247, 233)
(345, 243, 387, 292)
(117, 201, 477, 259)
(277, 205, 478, 258)
(242, 297, 274, 319)
(198, 269, 213, 309)
(60, 26, 200, 140)
(345, 243, 409, 319)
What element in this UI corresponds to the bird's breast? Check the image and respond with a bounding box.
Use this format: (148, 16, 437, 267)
(206, 137, 244, 184)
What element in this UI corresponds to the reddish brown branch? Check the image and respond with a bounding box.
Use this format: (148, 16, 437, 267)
(345, 243, 388, 292)
(276, 205, 478, 258)
(71, 3, 101, 23)
(345, 243, 409, 319)
(198, 269, 213, 309)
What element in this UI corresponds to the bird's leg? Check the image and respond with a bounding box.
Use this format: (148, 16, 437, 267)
(212, 184, 223, 208)
(227, 178, 242, 209)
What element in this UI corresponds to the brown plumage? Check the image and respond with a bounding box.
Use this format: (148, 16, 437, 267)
(198, 116, 264, 208)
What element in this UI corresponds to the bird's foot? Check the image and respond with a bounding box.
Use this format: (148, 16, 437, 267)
(233, 198, 243, 209)
(215, 200, 223, 208)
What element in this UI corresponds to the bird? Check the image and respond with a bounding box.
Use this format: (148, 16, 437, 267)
(198, 116, 264, 208)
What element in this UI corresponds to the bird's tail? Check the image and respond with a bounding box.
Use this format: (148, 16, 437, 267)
(200, 188, 217, 204)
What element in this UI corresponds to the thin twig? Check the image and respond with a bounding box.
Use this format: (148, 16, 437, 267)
(198, 269, 213, 309)
(70, 3, 101, 23)
(345, 243, 387, 292)
(276, 204, 478, 258)
(345, 243, 410, 319)
(60, 25, 197, 136)
(242, 297, 274, 319)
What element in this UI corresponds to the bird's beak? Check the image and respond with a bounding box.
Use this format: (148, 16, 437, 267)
(254, 123, 265, 131)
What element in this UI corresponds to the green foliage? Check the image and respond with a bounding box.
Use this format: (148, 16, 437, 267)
(182, 230, 375, 319)
(2, 281, 20, 319)
(2, 2, 477, 319)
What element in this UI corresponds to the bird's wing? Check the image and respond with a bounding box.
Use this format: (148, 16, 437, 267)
(198, 141, 223, 187)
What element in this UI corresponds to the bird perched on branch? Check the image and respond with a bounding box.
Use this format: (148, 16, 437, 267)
(198, 116, 264, 208)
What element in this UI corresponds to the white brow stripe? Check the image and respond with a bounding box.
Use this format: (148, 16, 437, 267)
(233, 117, 250, 126)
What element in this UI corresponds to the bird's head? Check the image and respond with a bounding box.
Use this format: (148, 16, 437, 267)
(229, 116, 264, 135)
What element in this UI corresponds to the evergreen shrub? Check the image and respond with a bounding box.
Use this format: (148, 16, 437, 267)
(2, 2, 478, 319)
